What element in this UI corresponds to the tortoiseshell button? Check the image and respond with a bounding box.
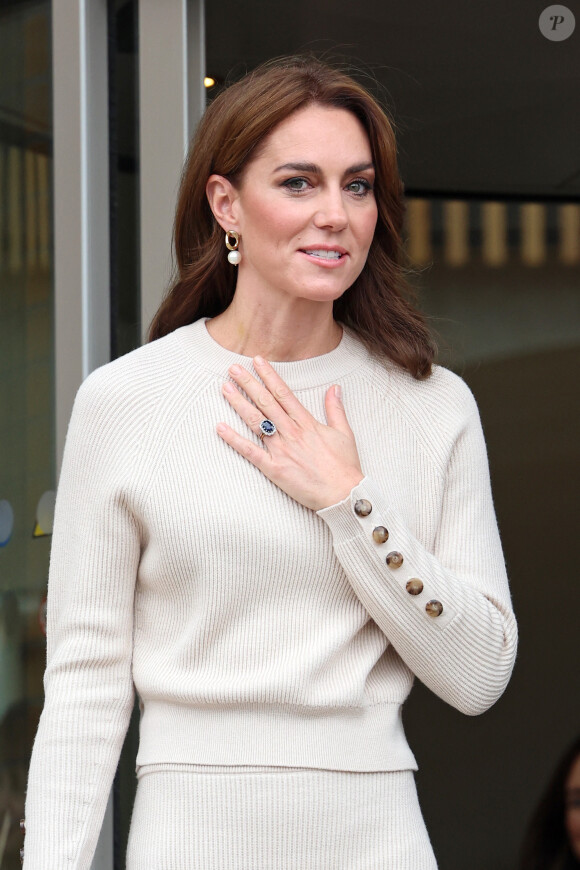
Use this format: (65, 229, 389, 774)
(406, 578, 424, 596)
(386, 551, 403, 568)
(372, 526, 389, 544)
(354, 499, 372, 517)
(426, 599, 443, 617)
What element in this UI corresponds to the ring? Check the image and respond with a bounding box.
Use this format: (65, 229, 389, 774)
(258, 419, 277, 439)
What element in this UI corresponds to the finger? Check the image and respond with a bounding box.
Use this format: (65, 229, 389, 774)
(222, 381, 276, 438)
(227, 364, 286, 426)
(251, 357, 312, 425)
(216, 422, 271, 469)
(324, 385, 354, 436)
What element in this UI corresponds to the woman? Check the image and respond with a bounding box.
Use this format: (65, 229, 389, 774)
(23, 57, 517, 869)
(519, 736, 580, 869)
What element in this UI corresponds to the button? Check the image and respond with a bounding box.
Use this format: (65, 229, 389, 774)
(406, 578, 424, 595)
(354, 499, 372, 517)
(20, 846, 24, 863)
(20, 819, 25, 833)
(372, 526, 389, 543)
(426, 600, 443, 617)
(386, 551, 403, 568)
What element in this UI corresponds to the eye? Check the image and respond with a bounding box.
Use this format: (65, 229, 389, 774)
(282, 177, 311, 193)
(346, 178, 373, 197)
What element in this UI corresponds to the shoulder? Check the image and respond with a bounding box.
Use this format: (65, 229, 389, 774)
(80, 329, 181, 393)
(75, 329, 197, 416)
(342, 328, 480, 432)
(61, 329, 214, 485)
(68, 329, 206, 455)
(407, 363, 479, 420)
(362, 346, 478, 420)
(358, 353, 482, 467)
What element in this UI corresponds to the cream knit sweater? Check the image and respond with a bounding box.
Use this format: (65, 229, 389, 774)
(24, 318, 517, 869)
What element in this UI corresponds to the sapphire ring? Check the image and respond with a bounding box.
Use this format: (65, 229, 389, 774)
(258, 419, 277, 439)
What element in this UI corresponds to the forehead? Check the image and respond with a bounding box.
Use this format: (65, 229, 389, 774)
(253, 104, 372, 164)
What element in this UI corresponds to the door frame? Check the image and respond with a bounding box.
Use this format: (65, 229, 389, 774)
(51, 1, 205, 866)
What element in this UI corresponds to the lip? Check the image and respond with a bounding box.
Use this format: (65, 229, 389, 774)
(298, 245, 349, 268)
(300, 245, 348, 255)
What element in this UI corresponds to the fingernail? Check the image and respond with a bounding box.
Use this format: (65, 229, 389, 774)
(254, 355, 266, 366)
(223, 382, 235, 393)
(230, 364, 242, 375)
(217, 423, 227, 434)
(335, 384, 342, 401)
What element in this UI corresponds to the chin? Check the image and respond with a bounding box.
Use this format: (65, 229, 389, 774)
(298, 290, 349, 305)
(295, 280, 353, 302)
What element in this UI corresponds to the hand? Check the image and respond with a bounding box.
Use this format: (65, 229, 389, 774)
(216, 356, 364, 511)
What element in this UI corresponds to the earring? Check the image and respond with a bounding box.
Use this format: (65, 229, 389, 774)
(225, 231, 241, 265)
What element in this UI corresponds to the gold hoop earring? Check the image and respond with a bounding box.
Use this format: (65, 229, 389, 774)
(225, 231, 241, 265)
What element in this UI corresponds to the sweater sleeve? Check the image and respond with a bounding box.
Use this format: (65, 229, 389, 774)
(316, 396, 517, 717)
(23, 372, 141, 870)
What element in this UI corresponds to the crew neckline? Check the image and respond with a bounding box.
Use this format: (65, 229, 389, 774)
(174, 317, 370, 391)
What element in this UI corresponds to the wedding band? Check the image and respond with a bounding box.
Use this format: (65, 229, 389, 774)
(259, 419, 277, 438)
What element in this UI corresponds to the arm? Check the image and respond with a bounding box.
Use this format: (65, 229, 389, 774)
(316, 406, 517, 716)
(23, 373, 141, 870)
(215, 355, 517, 716)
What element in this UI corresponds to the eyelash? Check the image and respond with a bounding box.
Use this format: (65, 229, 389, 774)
(282, 177, 374, 197)
(347, 179, 374, 197)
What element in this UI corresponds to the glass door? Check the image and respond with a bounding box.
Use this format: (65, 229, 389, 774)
(0, 4, 54, 868)
(0, 1, 203, 865)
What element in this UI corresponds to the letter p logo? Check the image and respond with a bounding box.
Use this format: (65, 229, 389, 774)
(539, 5, 576, 40)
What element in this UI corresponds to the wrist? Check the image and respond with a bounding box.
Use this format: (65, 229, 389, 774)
(317, 471, 364, 511)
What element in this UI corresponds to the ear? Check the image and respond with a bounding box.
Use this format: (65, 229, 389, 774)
(206, 174, 241, 232)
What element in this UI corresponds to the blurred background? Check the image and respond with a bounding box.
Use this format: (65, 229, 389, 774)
(0, 0, 578, 867)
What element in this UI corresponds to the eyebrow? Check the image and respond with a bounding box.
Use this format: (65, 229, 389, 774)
(273, 161, 375, 175)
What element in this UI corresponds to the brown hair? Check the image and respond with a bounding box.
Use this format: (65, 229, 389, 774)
(148, 56, 435, 379)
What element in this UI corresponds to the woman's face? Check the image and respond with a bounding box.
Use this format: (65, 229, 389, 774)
(566, 753, 580, 860)
(228, 103, 378, 308)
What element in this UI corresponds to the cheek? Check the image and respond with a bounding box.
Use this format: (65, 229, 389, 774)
(243, 200, 303, 247)
(356, 206, 378, 247)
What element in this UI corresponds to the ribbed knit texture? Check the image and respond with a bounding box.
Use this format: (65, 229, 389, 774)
(126, 765, 437, 869)
(23, 317, 517, 869)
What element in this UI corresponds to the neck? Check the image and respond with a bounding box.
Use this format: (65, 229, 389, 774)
(205, 296, 343, 362)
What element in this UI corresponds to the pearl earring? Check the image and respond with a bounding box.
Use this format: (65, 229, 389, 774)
(225, 231, 241, 265)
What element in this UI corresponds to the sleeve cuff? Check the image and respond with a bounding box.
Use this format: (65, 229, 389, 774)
(317, 476, 456, 630)
(316, 476, 383, 543)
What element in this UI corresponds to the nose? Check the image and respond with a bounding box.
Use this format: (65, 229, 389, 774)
(313, 186, 349, 231)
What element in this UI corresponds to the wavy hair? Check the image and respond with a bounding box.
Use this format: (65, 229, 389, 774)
(148, 56, 435, 379)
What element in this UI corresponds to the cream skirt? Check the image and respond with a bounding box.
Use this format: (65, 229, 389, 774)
(126, 764, 437, 869)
